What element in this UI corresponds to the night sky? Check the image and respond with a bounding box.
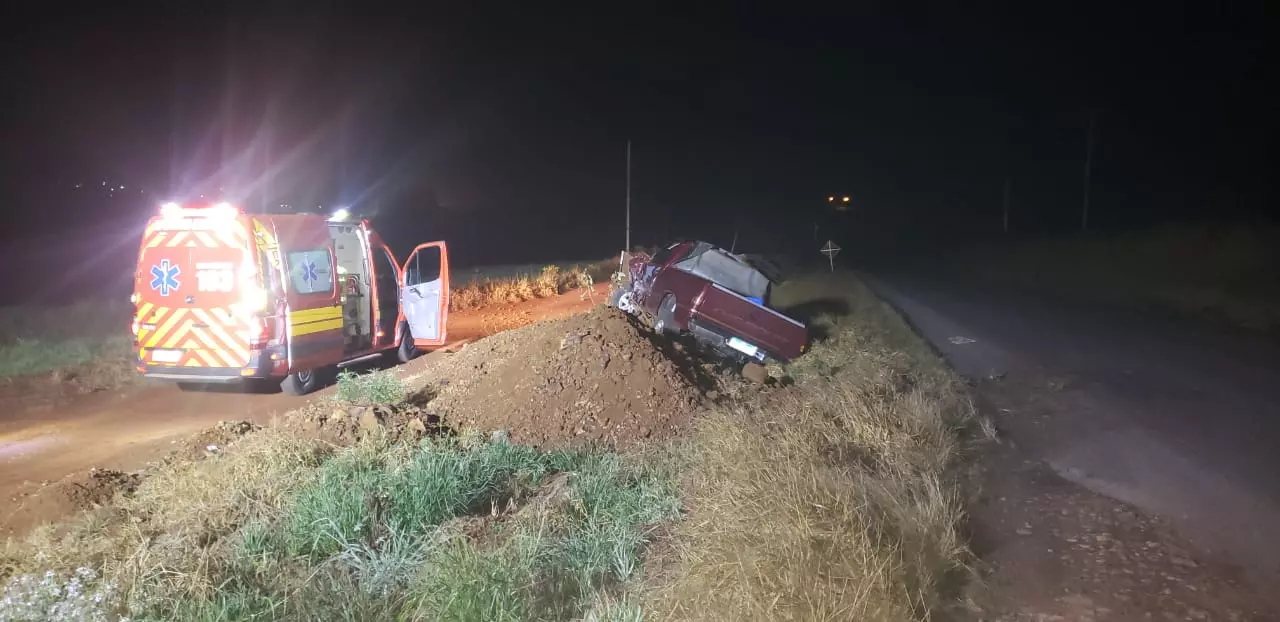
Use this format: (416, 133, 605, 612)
(0, 3, 1273, 301)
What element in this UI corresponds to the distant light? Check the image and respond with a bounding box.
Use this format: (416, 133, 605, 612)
(329, 207, 351, 222)
(842, 196, 850, 203)
(827, 196, 834, 202)
(119, 185, 125, 190)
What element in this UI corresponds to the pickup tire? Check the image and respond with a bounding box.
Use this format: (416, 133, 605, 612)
(654, 295, 677, 334)
(609, 285, 627, 308)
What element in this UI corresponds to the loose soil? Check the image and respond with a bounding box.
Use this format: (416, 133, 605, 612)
(423, 306, 702, 449)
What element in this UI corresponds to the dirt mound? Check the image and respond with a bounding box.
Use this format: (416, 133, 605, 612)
(428, 306, 700, 449)
(4, 468, 142, 535)
(175, 419, 261, 461)
(287, 400, 445, 446)
(60, 468, 141, 509)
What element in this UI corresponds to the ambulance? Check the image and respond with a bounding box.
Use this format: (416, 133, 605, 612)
(131, 201, 449, 394)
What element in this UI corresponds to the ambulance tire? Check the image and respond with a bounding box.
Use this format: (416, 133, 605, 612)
(281, 369, 320, 396)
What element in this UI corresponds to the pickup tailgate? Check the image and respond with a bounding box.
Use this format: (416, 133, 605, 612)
(694, 283, 807, 360)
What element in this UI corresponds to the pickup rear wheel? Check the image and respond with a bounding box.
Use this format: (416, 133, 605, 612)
(654, 295, 676, 334)
(610, 286, 638, 315)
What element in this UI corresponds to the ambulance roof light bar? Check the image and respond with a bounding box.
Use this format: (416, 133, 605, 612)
(159, 201, 239, 220)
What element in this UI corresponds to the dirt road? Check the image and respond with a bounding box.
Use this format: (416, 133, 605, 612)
(0, 285, 606, 536)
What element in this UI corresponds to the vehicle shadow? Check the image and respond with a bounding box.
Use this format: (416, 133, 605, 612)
(777, 298, 851, 343)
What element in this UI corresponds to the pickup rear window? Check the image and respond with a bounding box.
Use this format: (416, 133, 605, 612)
(651, 243, 692, 266)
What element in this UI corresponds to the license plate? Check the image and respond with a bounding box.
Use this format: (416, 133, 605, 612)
(151, 349, 182, 363)
(727, 337, 760, 358)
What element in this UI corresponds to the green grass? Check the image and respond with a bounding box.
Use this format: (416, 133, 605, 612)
(0, 301, 135, 386)
(1, 429, 680, 621)
(333, 369, 410, 407)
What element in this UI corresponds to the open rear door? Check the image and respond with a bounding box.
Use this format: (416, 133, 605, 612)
(400, 241, 450, 347)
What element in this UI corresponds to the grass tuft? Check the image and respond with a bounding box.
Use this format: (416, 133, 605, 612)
(333, 369, 408, 406)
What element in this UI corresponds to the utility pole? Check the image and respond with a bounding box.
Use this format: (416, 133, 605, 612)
(625, 140, 631, 253)
(1002, 176, 1011, 234)
(1081, 111, 1097, 231)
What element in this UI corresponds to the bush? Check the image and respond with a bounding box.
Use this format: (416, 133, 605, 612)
(535, 265, 563, 297)
(450, 282, 485, 311)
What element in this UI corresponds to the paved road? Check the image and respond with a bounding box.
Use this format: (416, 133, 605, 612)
(864, 272, 1280, 585)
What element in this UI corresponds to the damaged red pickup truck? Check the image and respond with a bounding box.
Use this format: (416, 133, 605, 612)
(610, 241, 807, 363)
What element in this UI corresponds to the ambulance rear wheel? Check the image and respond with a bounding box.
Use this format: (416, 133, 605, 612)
(281, 369, 319, 396)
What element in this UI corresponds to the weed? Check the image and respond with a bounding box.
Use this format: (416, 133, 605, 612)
(284, 450, 389, 558)
(512, 276, 536, 301)
(387, 439, 577, 534)
(560, 454, 681, 587)
(450, 282, 485, 311)
(333, 369, 408, 406)
(409, 536, 541, 621)
(535, 265, 563, 297)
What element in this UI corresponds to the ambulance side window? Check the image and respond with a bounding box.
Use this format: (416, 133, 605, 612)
(287, 249, 334, 295)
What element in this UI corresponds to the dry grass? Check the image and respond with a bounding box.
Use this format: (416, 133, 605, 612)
(534, 265, 562, 298)
(648, 273, 980, 621)
(450, 259, 615, 312)
(0, 427, 331, 616)
(450, 281, 486, 311)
